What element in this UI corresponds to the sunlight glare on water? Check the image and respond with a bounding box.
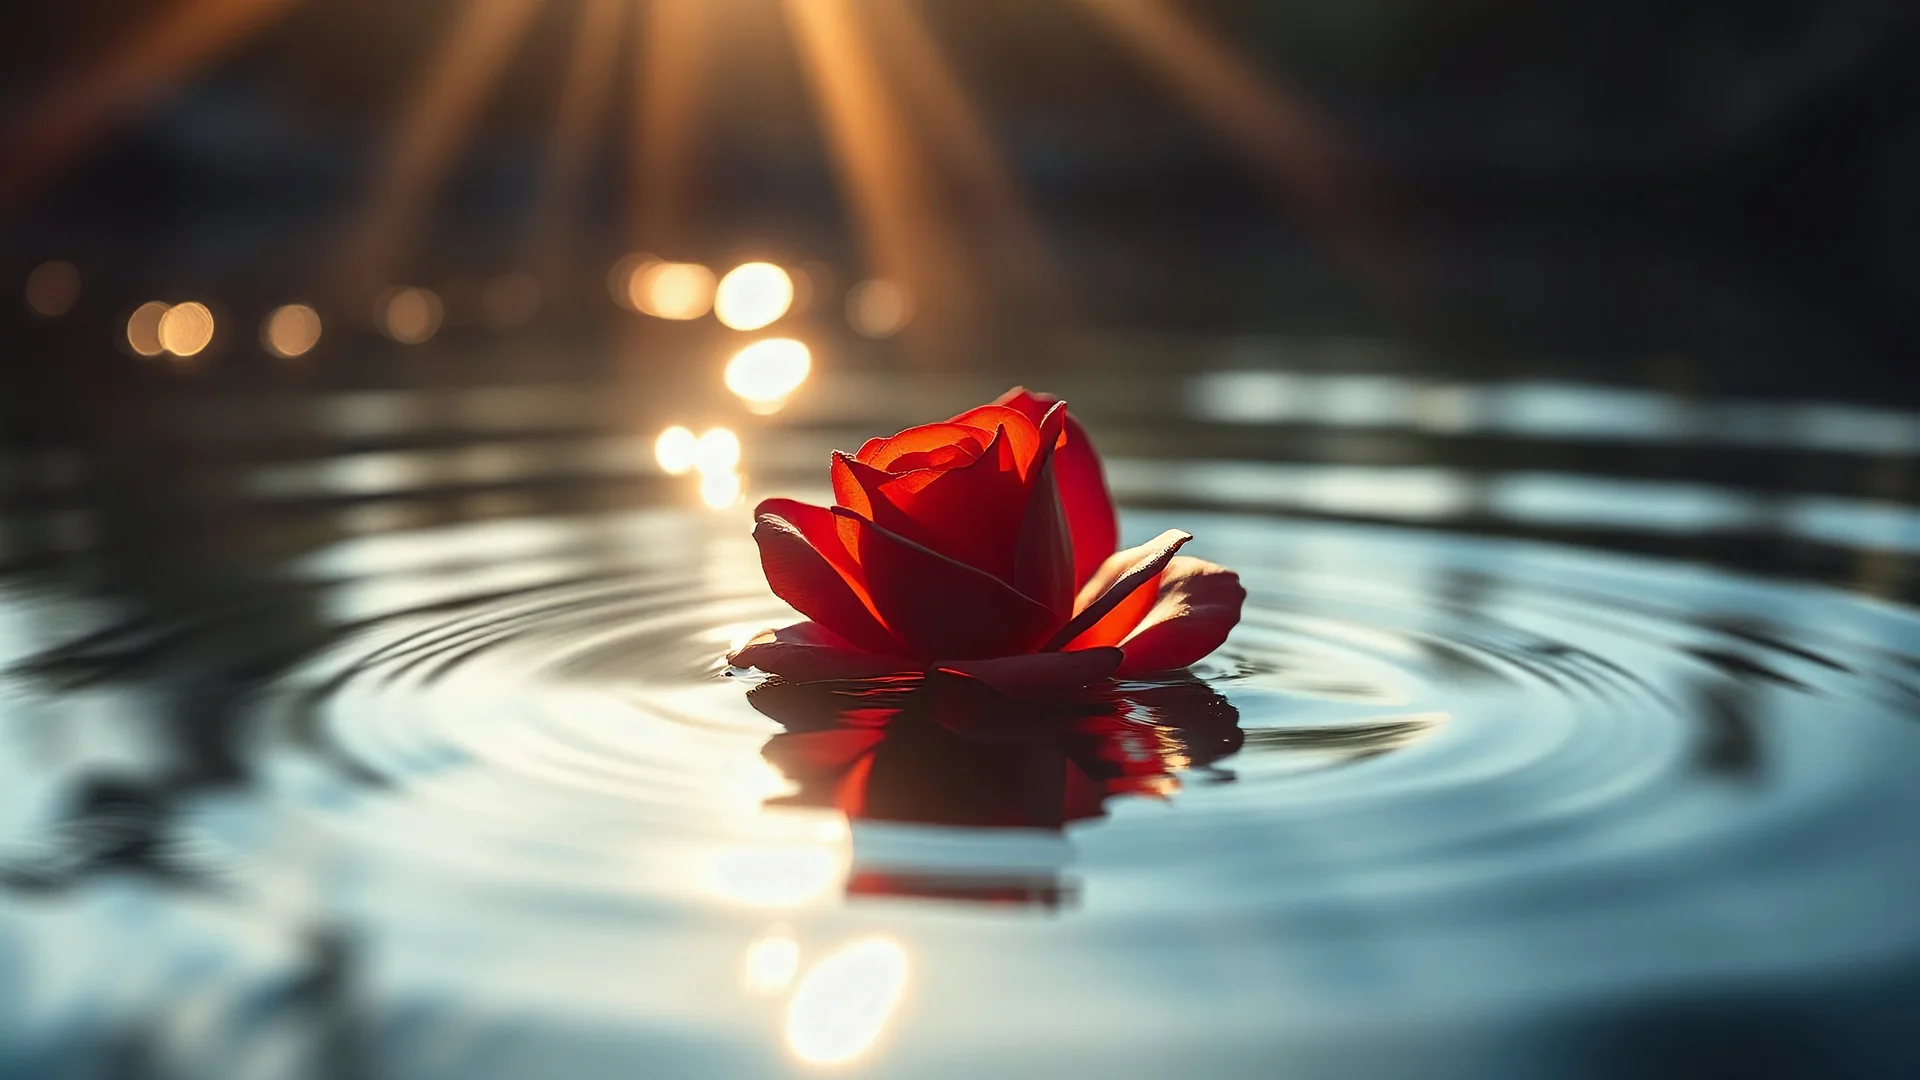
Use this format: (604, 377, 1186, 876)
(785, 937, 911, 1067)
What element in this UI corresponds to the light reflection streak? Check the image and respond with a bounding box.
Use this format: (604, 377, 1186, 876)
(1189, 370, 1920, 454)
(345, 0, 541, 288)
(784, 937, 909, 1067)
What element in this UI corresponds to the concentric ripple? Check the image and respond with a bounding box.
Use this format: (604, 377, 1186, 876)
(219, 507, 1920, 1055)
(7, 499, 1917, 1075)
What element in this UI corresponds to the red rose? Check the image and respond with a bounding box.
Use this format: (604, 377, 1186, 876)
(728, 387, 1245, 698)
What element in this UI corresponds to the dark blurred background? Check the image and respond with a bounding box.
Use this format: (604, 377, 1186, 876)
(5, 0, 1920, 596)
(9, 0, 1920, 373)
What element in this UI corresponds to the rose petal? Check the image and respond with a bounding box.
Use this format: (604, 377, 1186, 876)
(935, 647, 1124, 699)
(1044, 529, 1192, 650)
(888, 444, 978, 472)
(838, 430, 1028, 583)
(994, 387, 1119, 589)
(833, 505, 1060, 660)
(946, 404, 1042, 475)
(752, 499, 900, 655)
(1012, 402, 1075, 616)
(1114, 556, 1247, 676)
(854, 423, 991, 471)
(728, 623, 916, 681)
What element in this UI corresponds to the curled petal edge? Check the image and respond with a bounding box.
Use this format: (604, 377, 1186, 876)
(1114, 557, 1248, 677)
(728, 624, 916, 682)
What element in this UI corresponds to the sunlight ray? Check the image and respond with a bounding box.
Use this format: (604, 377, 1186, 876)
(0, 0, 301, 213)
(531, 0, 628, 274)
(862, 0, 1064, 315)
(781, 0, 969, 335)
(344, 0, 543, 291)
(1067, 0, 1379, 266)
(631, 0, 716, 254)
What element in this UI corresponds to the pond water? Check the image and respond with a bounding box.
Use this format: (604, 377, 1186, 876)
(2, 353, 1919, 1077)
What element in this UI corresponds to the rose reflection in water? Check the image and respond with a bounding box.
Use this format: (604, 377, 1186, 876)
(746, 672, 1242, 1065)
(750, 671, 1245, 907)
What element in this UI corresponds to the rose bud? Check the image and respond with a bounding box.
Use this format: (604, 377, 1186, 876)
(728, 387, 1245, 699)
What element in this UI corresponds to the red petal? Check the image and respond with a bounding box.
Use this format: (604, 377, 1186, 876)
(1044, 529, 1192, 650)
(854, 423, 990, 471)
(752, 499, 901, 655)
(888, 443, 978, 472)
(1114, 557, 1246, 676)
(993, 387, 1119, 589)
(833, 505, 1060, 660)
(935, 647, 1123, 699)
(831, 452, 879, 517)
(946, 404, 1041, 475)
(728, 623, 915, 681)
(843, 429, 1027, 583)
(1012, 402, 1075, 616)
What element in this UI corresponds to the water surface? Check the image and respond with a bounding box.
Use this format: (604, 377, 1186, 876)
(3, 361, 1920, 1077)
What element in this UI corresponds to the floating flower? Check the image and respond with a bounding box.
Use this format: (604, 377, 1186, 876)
(729, 388, 1245, 698)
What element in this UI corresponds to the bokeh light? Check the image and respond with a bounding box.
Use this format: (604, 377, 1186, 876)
(480, 272, 541, 329)
(846, 278, 912, 338)
(655, 425, 699, 475)
(724, 338, 812, 414)
(700, 468, 743, 508)
(714, 261, 794, 330)
(694, 427, 742, 474)
(380, 287, 444, 344)
(262, 304, 323, 358)
(24, 261, 80, 317)
(157, 301, 215, 357)
(784, 937, 910, 1067)
(631, 260, 715, 320)
(126, 301, 170, 356)
(742, 928, 802, 995)
(607, 253, 649, 311)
